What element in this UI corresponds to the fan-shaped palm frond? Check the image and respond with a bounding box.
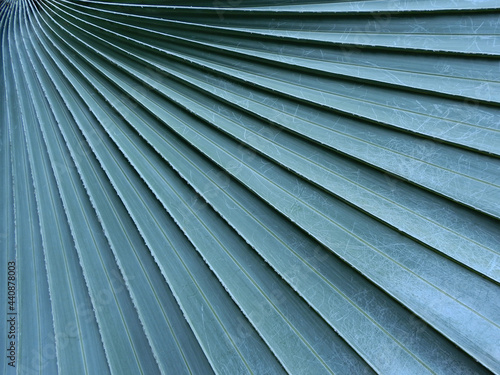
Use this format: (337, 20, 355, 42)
(2, 0, 500, 374)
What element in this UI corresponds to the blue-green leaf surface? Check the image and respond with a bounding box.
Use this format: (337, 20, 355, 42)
(1, 1, 499, 374)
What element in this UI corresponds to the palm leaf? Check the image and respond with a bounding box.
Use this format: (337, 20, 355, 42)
(2, 0, 499, 374)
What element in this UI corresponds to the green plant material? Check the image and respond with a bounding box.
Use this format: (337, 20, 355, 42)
(2, 1, 499, 374)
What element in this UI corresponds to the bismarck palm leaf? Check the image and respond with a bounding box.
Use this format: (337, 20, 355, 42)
(1, 0, 499, 374)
